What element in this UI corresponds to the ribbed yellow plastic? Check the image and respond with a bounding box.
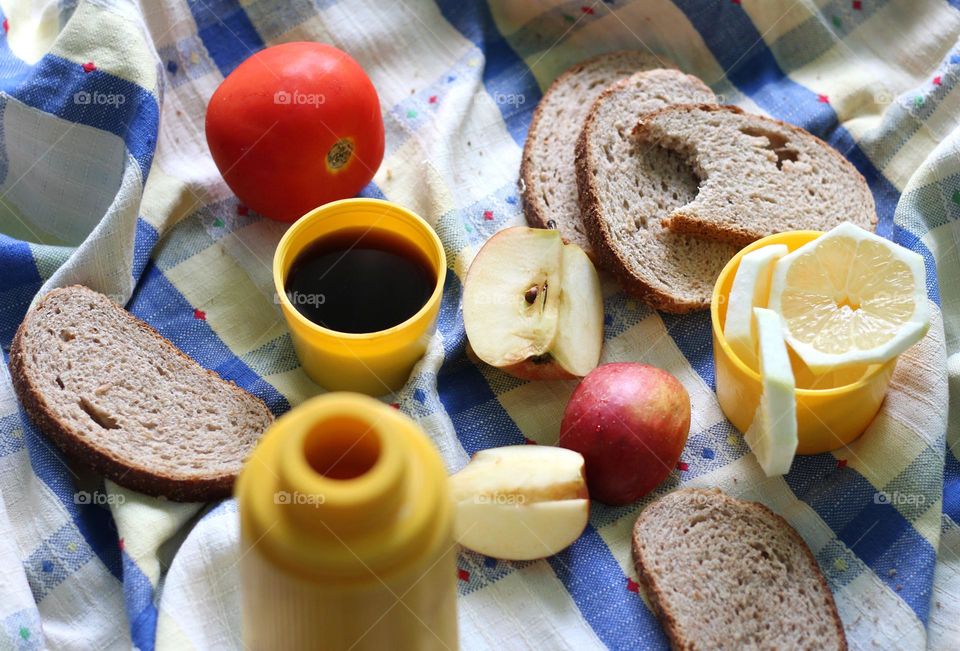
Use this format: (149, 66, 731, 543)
(236, 393, 458, 650)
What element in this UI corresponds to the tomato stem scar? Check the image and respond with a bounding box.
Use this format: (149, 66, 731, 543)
(326, 138, 355, 173)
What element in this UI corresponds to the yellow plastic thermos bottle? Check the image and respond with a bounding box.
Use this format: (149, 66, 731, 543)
(236, 393, 459, 650)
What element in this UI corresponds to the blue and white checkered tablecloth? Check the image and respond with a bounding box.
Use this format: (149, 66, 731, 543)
(0, 1, 958, 649)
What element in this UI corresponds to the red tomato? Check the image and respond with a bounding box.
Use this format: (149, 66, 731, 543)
(205, 42, 385, 222)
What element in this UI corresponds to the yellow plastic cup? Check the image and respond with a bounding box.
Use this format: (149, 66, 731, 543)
(274, 198, 446, 395)
(711, 230, 897, 454)
(236, 393, 458, 650)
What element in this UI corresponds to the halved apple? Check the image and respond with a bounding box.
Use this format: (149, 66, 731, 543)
(462, 227, 604, 380)
(450, 445, 590, 560)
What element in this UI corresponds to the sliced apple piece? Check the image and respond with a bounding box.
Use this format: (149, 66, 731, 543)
(462, 227, 603, 380)
(744, 308, 798, 476)
(552, 243, 605, 376)
(450, 445, 589, 560)
(453, 500, 589, 561)
(723, 243, 788, 370)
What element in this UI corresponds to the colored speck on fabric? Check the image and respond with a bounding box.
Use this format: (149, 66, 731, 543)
(3, 18, 8, 33)
(626, 578, 639, 593)
(505, 195, 517, 204)
(82, 61, 96, 73)
(952, 189, 960, 205)
(676, 461, 689, 471)
(457, 568, 470, 581)
(702, 448, 715, 460)
(193, 309, 206, 320)
(836, 458, 848, 469)
(465, 223, 472, 232)
(731, 0, 741, 5)
(428, 95, 437, 104)
(67, 542, 77, 553)
(406, 109, 417, 119)
(18, 627, 28, 641)
(118, 538, 125, 551)
(213, 218, 224, 228)
(726, 434, 739, 446)
(581, 6, 594, 14)
(832, 15, 841, 28)
(166, 60, 178, 74)
(853, 0, 862, 9)
(389, 402, 400, 410)
(413, 388, 426, 403)
(483, 210, 493, 220)
(834, 557, 848, 572)
(562, 13, 575, 22)
(447, 75, 456, 83)
(934, 76, 942, 86)
(817, 94, 829, 103)
(951, 54, 960, 65)
(484, 556, 497, 569)
(41, 560, 53, 572)
(524, 437, 537, 445)
(914, 96, 924, 108)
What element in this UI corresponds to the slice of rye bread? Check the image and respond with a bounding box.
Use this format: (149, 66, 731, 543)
(576, 69, 739, 312)
(633, 104, 877, 247)
(521, 50, 665, 260)
(632, 488, 847, 651)
(9, 286, 274, 502)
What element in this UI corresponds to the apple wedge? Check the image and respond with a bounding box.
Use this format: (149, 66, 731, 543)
(450, 445, 589, 560)
(462, 227, 604, 380)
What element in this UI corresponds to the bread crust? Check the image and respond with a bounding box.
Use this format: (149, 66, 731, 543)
(575, 80, 718, 313)
(521, 52, 622, 230)
(631, 488, 848, 651)
(521, 51, 666, 259)
(9, 285, 274, 502)
(631, 104, 877, 248)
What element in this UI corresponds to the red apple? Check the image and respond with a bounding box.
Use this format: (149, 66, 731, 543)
(559, 363, 690, 505)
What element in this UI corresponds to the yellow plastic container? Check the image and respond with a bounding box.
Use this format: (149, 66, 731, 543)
(236, 393, 458, 650)
(274, 198, 446, 395)
(711, 230, 896, 454)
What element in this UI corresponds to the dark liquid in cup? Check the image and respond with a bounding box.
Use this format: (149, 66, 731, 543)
(284, 227, 436, 334)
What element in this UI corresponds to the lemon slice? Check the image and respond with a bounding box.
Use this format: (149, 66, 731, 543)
(724, 244, 788, 369)
(745, 308, 797, 476)
(768, 223, 928, 373)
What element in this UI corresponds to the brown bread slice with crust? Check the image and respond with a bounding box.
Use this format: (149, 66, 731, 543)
(521, 50, 665, 261)
(576, 69, 738, 312)
(633, 104, 877, 247)
(632, 488, 847, 651)
(9, 285, 274, 502)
